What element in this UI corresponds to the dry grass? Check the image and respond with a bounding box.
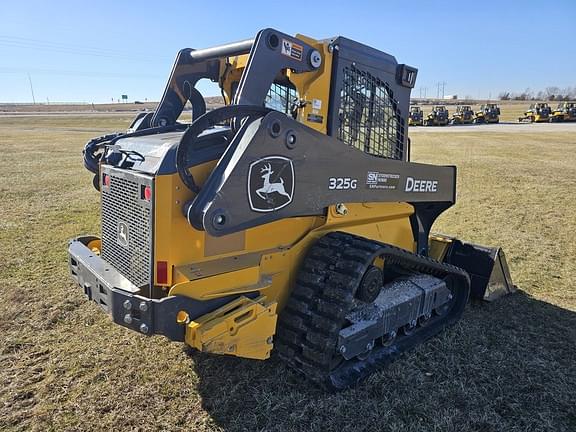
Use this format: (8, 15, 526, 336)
(1, 114, 575, 431)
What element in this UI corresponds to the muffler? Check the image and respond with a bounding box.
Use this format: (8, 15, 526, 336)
(429, 234, 515, 301)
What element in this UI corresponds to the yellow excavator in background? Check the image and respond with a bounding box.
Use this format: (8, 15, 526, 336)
(68, 29, 514, 390)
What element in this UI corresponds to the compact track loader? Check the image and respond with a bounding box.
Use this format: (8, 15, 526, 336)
(424, 105, 449, 126)
(451, 105, 474, 125)
(550, 102, 576, 122)
(474, 103, 500, 124)
(69, 29, 514, 390)
(519, 103, 551, 122)
(408, 106, 424, 126)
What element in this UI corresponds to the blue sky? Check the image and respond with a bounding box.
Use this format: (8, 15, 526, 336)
(0, 0, 574, 103)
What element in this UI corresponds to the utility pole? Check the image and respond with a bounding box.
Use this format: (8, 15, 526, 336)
(27, 73, 36, 105)
(441, 81, 447, 99)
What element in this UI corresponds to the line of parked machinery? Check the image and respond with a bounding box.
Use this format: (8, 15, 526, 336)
(518, 102, 576, 123)
(409, 102, 576, 126)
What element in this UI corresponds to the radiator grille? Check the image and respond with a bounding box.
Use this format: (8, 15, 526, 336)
(101, 169, 152, 288)
(338, 66, 405, 160)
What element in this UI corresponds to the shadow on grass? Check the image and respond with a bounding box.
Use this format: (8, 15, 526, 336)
(186, 291, 576, 432)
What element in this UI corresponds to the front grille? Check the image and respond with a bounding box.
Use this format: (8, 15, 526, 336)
(338, 66, 405, 160)
(101, 167, 153, 289)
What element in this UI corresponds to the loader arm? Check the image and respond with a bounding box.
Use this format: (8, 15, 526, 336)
(182, 109, 456, 257)
(152, 29, 321, 128)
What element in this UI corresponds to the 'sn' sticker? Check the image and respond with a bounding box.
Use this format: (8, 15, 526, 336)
(366, 172, 400, 190)
(281, 39, 303, 61)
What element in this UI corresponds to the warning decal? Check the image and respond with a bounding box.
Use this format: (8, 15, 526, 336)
(281, 39, 303, 61)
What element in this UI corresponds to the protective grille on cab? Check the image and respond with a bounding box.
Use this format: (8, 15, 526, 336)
(338, 66, 405, 160)
(101, 171, 152, 288)
(265, 82, 298, 115)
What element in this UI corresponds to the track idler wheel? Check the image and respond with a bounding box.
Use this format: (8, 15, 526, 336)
(356, 266, 383, 303)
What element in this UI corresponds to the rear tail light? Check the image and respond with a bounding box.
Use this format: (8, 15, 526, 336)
(102, 173, 110, 187)
(140, 185, 152, 201)
(156, 261, 168, 284)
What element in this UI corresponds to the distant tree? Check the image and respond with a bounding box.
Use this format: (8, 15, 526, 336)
(512, 90, 531, 101)
(545, 86, 560, 101)
(561, 87, 575, 100)
(512, 88, 533, 101)
(496, 87, 574, 102)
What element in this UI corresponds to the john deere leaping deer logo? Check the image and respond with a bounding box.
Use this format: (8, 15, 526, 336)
(248, 156, 294, 212)
(117, 221, 129, 248)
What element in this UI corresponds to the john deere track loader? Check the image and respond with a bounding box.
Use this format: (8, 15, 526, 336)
(408, 106, 424, 126)
(69, 29, 514, 390)
(424, 105, 449, 126)
(451, 105, 474, 125)
(519, 103, 551, 122)
(474, 103, 500, 124)
(550, 102, 576, 122)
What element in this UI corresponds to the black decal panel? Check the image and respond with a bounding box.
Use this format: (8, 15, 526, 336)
(188, 112, 456, 236)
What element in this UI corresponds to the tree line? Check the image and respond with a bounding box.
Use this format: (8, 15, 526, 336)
(499, 87, 576, 101)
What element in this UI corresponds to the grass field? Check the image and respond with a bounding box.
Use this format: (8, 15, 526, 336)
(1, 114, 575, 431)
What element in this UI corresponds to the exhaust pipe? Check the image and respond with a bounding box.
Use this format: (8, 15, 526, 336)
(429, 234, 515, 301)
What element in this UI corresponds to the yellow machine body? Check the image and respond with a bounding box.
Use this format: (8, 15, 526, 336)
(155, 164, 415, 358)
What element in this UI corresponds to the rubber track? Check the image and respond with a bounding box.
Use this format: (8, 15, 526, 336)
(275, 231, 471, 391)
